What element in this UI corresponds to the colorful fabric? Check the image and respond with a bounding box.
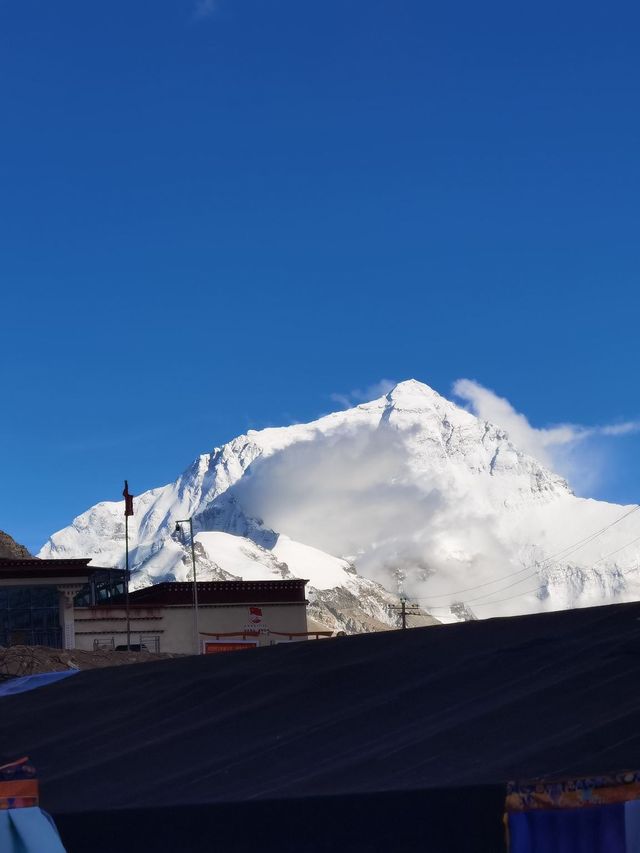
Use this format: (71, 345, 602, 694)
(507, 773, 640, 852)
(0, 758, 38, 810)
(123, 480, 134, 516)
(509, 801, 640, 852)
(0, 807, 67, 852)
(507, 771, 640, 811)
(625, 801, 640, 851)
(509, 802, 625, 852)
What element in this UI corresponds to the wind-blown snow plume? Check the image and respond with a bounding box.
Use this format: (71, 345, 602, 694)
(231, 419, 515, 604)
(330, 380, 397, 410)
(453, 378, 640, 494)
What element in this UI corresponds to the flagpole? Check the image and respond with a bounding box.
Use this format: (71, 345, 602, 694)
(125, 511, 131, 652)
(123, 480, 134, 653)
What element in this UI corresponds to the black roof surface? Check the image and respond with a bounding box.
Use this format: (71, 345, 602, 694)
(3, 599, 640, 852)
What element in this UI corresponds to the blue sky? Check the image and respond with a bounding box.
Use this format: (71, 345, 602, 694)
(1, 0, 639, 552)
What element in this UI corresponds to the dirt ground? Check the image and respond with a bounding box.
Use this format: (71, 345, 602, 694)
(0, 645, 181, 679)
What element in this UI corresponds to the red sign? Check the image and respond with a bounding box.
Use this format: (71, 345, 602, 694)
(248, 606, 263, 624)
(204, 642, 257, 654)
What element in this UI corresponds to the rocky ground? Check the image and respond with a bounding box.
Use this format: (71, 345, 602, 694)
(0, 645, 181, 679)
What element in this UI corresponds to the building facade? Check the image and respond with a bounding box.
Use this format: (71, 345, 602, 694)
(75, 580, 317, 654)
(0, 558, 320, 654)
(0, 557, 124, 650)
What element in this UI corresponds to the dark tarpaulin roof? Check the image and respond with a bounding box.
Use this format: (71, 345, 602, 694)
(3, 599, 640, 852)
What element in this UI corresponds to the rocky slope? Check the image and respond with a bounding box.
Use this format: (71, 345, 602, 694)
(0, 531, 31, 559)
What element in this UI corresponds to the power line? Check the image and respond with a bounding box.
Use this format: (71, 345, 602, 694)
(467, 529, 640, 607)
(463, 533, 640, 610)
(415, 505, 640, 605)
(591, 535, 640, 568)
(471, 585, 549, 608)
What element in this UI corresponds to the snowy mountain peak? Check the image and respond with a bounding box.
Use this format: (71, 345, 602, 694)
(39, 379, 640, 629)
(384, 378, 447, 407)
(379, 378, 476, 432)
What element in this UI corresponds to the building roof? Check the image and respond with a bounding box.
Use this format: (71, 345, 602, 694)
(0, 557, 91, 567)
(0, 557, 122, 581)
(5, 599, 640, 851)
(129, 579, 308, 606)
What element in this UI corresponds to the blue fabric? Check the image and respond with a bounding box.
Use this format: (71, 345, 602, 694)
(509, 803, 626, 853)
(0, 671, 78, 697)
(0, 808, 66, 852)
(625, 800, 640, 852)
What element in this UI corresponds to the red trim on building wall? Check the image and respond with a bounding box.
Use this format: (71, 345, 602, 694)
(204, 641, 258, 654)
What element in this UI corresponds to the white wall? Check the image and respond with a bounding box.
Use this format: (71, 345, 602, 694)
(74, 602, 308, 654)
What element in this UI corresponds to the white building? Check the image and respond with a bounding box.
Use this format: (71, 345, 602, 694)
(0, 557, 325, 654)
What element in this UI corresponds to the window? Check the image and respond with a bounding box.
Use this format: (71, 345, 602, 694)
(74, 570, 125, 607)
(0, 586, 62, 648)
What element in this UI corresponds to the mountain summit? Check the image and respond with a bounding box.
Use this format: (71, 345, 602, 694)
(39, 380, 640, 630)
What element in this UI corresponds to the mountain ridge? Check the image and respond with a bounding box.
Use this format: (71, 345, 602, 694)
(39, 380, 640, 630)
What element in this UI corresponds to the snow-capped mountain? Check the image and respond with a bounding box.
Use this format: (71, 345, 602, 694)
(39, 380, 640, 629)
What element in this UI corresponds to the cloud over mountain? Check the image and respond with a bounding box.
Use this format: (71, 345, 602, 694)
(40, 380, 640, 628)
(453, 378, 640, 494)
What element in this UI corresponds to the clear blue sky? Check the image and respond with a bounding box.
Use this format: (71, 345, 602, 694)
(1, 0, 639, 552)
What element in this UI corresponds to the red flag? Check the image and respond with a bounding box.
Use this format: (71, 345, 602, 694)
(249, 606, 262, 624)
(123, 480, 134, 517)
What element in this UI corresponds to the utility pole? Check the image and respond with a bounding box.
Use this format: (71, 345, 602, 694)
(389, 597, 421, 630)
(175, 518, 200, 655)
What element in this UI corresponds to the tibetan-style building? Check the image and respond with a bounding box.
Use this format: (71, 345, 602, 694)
(0, 558, 318, 654)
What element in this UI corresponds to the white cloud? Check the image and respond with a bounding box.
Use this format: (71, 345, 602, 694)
(600, 422, 640, 437)
(330, 379, 397, 410)
(226, 420, 525, 613)
(452, 378, 640, 489)
(193, 0, 218, 20)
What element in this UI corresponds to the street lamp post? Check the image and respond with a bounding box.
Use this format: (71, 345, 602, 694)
(175, 518, 200, 655)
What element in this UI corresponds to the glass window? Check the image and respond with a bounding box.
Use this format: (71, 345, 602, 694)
(73, 584, 92, 607)
(75, 570, 126, 607)
(0, 585, 61, 648)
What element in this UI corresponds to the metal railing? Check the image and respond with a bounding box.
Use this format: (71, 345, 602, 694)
(0, 628, 63, 648)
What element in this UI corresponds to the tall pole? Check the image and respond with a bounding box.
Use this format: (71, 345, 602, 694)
(125, 513, 131, 651)
(389, 595, 419, 630)
(123, 480, 134, 651)
(188, 518, 199, 655)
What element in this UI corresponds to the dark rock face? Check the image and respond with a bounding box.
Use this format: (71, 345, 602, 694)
(0, 531, 32, 559)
